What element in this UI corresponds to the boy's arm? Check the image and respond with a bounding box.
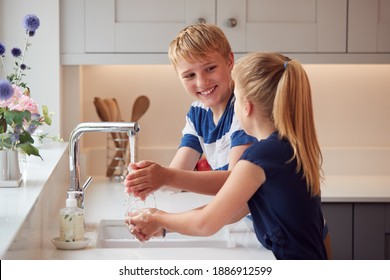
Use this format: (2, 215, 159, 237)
(158, 147, 201, 194)
(167, 143, 253, 195)
(169, 146, 200, 170)
(227, 144, 252, 170)
(125, 144, 252, 198)
(126, 160, 230, 197)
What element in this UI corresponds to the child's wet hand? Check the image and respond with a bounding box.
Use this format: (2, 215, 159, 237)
(123, 160, 166, 196)
(128, 208, 161, 240)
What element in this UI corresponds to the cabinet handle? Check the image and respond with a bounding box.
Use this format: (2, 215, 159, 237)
(226, 18, 237, 28)
(195, 17, 207, 24)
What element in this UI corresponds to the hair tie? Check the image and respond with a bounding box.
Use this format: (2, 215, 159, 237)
(284, 61, 289, 69)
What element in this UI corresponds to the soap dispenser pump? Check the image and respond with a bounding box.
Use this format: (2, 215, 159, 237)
(60, 191, 85, 242)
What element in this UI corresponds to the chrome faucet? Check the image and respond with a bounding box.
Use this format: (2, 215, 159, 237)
(69, 122, 140, 208)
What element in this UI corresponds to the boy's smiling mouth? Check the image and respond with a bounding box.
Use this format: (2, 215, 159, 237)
(198, 85, 217, 96)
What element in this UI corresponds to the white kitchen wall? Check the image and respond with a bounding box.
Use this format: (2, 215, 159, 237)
(0, 0, 61, 137)
(62, 63, 390, 177)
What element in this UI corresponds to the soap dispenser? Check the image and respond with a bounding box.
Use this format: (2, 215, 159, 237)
(60, 191, 85, 242)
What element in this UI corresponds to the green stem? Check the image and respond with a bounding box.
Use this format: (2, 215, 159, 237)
(0, 56, 7, 79)
(16, 33, 30, 83)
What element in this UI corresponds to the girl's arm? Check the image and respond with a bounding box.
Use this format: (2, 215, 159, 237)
(130, 160, 265, 240)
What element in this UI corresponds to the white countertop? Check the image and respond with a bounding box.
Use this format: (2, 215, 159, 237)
(321, 175, 390, 202)
(0, 142, 69, 258)
(42, 178, 276, 260)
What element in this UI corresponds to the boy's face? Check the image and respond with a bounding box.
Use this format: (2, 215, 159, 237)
(175, 51, 234, 110)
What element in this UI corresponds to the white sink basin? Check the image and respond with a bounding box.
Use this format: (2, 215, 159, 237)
(96, 219, 236, 248)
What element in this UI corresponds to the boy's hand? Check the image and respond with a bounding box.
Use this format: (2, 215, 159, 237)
(124, 160, 166, 199)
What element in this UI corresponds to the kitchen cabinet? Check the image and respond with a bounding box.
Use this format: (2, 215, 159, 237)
(60, 0, 390, 64)
(66, 0, 346, 54)
(84, 0, 215, 53)
(322, 203, 353, 259)
(322, 202, 390, 260)
(348, 0, 390, 53)
(226, 0, 347, 53)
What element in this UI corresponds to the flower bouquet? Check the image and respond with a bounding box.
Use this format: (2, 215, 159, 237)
(0, 14, 58, 160)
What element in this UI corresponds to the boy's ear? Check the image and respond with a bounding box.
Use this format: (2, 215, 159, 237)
(227, 52, 234, 67)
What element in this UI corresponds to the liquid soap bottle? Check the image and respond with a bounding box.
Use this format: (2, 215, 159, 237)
(60, 191, 85, 242)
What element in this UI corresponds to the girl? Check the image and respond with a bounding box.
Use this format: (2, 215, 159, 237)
(129, 52, 328, 260)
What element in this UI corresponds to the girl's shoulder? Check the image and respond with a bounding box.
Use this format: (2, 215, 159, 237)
(245, 133, 290, 156)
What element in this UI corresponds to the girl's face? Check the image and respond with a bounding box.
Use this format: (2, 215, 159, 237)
(175, 52, 234, 111)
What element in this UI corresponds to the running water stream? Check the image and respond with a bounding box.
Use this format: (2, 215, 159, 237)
(129, 133, 135, 165)
(124, 133, 156, 237)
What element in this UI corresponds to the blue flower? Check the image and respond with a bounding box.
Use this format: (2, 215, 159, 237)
(0, 80, 14, 100)
(0, 43, 5, 56)
(23, 14, 40, 33)
(27, 123, 36, 133)
(11, 48, 22, 57)
(1, 15, 40, 87)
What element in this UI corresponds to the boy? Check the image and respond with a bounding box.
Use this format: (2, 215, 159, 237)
(124, 24, 256, 198)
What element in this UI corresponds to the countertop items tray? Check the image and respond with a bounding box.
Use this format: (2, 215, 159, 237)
(51, 237, 91, 250)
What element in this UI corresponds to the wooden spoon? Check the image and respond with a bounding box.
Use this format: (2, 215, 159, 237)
(104, 98, 119, 122)
(131, 95, 150, 122)
(93, 97, 110, 122)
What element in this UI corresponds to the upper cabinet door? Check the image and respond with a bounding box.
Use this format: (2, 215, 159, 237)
(85, 0, 216, 53)
(220, 0, 347, 53)
(216, 0, 246, 52)
(348, 0, 390, 53)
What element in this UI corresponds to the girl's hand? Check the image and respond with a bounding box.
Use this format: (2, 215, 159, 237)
(127, 208, 163, 241)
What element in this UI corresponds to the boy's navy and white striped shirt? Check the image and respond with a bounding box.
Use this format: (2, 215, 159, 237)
(179, 94, 257, 170)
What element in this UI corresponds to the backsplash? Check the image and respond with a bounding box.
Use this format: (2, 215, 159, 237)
(61, 64, 390, 177)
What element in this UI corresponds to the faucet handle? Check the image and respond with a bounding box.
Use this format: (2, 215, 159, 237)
(82, 176, 93, 191)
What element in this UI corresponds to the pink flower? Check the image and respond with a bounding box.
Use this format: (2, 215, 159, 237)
(0, 85, 39, 113)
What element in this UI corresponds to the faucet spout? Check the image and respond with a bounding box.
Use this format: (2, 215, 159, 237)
(69, 122, 140, 208)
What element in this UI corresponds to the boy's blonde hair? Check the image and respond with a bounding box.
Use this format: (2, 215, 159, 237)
(232, 52, 323, 196)
(168, 23, 232, 69)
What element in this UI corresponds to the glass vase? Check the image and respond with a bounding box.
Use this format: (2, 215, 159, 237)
(7, 150, 21, 180)
(0, 149, 22, 187)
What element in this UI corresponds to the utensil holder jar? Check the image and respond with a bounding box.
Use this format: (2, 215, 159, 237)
(106, 133, 129, 181)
